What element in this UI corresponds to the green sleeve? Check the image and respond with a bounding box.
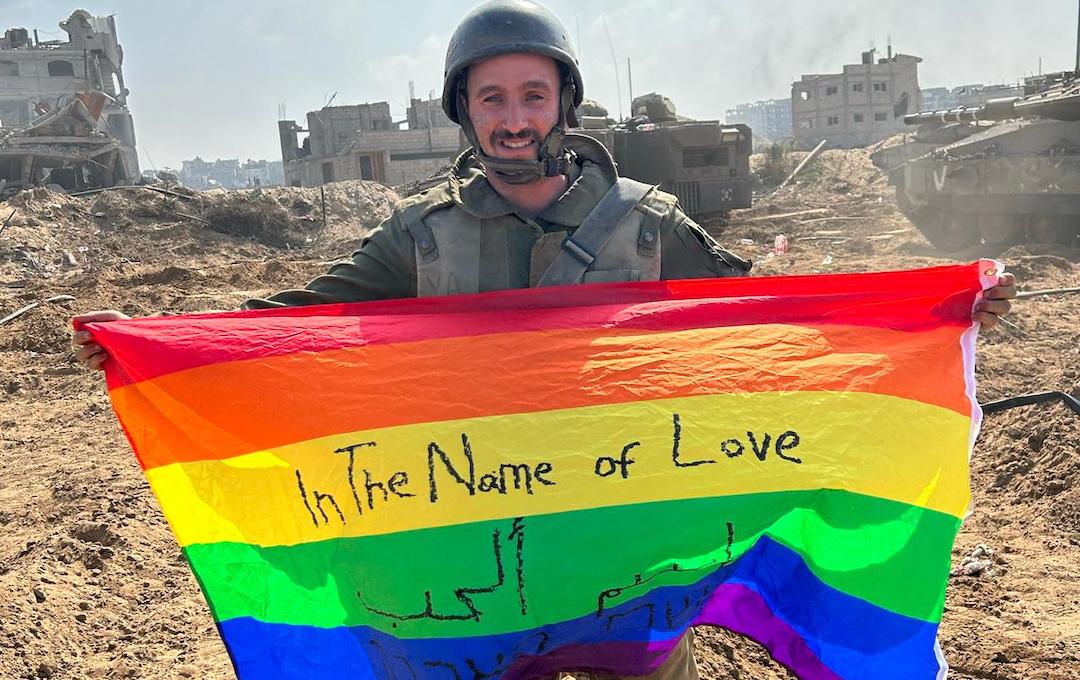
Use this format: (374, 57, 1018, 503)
(660, 205, 752, 280)
(242, 212, 418, 309)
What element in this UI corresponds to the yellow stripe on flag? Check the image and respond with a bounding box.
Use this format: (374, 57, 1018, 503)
(147, 391, 971, 548)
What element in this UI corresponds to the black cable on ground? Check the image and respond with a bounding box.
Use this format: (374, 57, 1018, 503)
(981, 391, 1080, 417)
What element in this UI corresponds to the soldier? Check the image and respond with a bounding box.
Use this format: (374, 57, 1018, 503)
(72, 1, 1016, 678)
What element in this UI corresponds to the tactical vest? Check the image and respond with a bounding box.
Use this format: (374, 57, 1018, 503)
(399, 179, 676, 297)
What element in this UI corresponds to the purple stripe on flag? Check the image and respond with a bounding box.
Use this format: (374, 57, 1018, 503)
(505, 583, 840, 680)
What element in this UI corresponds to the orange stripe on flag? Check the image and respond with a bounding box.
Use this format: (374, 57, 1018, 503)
(111, 323, 971, 470)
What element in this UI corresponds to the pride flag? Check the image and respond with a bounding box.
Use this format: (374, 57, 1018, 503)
(82, 262, 998, 680)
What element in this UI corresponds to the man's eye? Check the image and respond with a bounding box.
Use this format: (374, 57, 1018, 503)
(483, 96, 502, 105)
(526, 94, 545, 101)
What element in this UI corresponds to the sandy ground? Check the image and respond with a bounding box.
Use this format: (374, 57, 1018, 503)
(0, 152, 1077, 680)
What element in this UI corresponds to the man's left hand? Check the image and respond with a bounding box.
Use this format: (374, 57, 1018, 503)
(974, 272, 1016, 330)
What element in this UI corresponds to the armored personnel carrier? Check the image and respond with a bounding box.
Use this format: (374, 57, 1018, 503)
(575, 93, 753, 217)
(872, 72, 1080, 253)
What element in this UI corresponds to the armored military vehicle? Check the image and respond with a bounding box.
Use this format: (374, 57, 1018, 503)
(575, 93, 753, 217)
(872, 72, 1080, 253)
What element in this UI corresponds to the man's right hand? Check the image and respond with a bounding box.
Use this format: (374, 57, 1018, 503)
(72, 310, 130, 370)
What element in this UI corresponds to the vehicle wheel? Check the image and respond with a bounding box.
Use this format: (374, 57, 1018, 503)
(978, 214, 1024, 251)
(1026, 216, 1068, 244)
(918, 210, 979, 252)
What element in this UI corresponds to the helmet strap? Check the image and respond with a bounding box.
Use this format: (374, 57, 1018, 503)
(456, 80, 577, 185)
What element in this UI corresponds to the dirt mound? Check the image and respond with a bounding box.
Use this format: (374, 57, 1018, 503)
(2, 155, 1079, 680)
(750, 146, 886, 197)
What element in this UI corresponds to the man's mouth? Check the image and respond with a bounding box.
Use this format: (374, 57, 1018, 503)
(499, 138, 535, 149)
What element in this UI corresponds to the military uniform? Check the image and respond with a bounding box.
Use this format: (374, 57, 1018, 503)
(244, 135, 748, 310)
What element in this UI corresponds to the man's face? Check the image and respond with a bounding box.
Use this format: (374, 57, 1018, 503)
(465, 53, 561, 160)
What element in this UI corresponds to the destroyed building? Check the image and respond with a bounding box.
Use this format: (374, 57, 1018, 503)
(278, 96, 460, 188)
(0, 10, 138, 195)
(792, 47, 922, 149)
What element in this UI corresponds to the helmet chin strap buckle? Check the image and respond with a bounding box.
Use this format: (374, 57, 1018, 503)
(476, 147, 575, 184)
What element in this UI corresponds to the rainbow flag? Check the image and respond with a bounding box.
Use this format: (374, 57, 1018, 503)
(82, 262, 998, 680)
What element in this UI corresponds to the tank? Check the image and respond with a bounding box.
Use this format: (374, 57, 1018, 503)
(872, 72, 1080, 253)
(575, 93, 753, 217)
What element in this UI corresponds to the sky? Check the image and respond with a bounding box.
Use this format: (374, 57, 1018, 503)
(4, 0, 1075, 169)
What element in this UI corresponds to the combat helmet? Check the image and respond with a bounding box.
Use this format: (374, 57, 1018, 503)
(442, 0, 584, 183)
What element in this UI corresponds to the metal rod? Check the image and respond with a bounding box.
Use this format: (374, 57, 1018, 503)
(320, 186, 327, 227)
(776, 139, 827, 191)
(1015, 286, 1080, 299)
(603, 16, 623, 120)
(627, 58, 634, 118)
(1075, 0, 1079, 75)
(0, 209, 15, 237)
(982, 391, 1080, 417)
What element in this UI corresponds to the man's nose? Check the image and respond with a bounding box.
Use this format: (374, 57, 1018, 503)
(501, 100, 529, 133)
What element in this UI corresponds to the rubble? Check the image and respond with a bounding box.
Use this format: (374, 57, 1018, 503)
(0, 92, 134, 199)
(1, 11, 139, 198)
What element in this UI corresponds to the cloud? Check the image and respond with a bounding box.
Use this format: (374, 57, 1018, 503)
(363, 33, 449, 105)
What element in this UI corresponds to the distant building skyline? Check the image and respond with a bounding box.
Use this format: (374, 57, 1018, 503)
(177, 156, 284, 189)
(725, 98, 793, 144)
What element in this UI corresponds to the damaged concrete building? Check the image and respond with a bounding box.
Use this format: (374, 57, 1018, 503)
(0, 10, 138, 195)
(278, 96, 460, 189)
(792, 47, 922, 149)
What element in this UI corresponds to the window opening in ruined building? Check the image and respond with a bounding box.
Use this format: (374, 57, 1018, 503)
(852, 83, 864, 93)
(874, 112, 888, 122)
(682, 146, 730, 168)
(798, 119, 813, 130)
(321, 161, 335, 183)
(47, 60, 75, 77)
(827, 115, 839, 126)
(799, 91, 810, 101)
(854, 113, 865, 123)
(358, 155, 374, 180)
(873, 82, 887, 92)
(0, 61, 18, 77)
(825, 86, 838, 96)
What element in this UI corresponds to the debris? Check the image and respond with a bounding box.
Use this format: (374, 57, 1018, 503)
(798, 216, 871, 225)
(67, 185, 194, 201)
(0, 294, 76, 326)
(0, 91, 137, 198)
(1015, 286, 1080, 299)
(173, 212, 209, 225)
(951, 544, 995, 577)
(0, 209, 15, 237)
(744, 208, 830, 223)
(982, 391, 1080, 417)
(773, 234, 789, 255)
(776, 139, 827, 191)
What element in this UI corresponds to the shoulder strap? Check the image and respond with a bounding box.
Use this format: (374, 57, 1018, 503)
(537, 177, 655, 287)
(398, 184, 454, 264)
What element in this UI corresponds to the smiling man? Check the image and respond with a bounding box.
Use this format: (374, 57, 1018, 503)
(233, 0, 753, 306)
